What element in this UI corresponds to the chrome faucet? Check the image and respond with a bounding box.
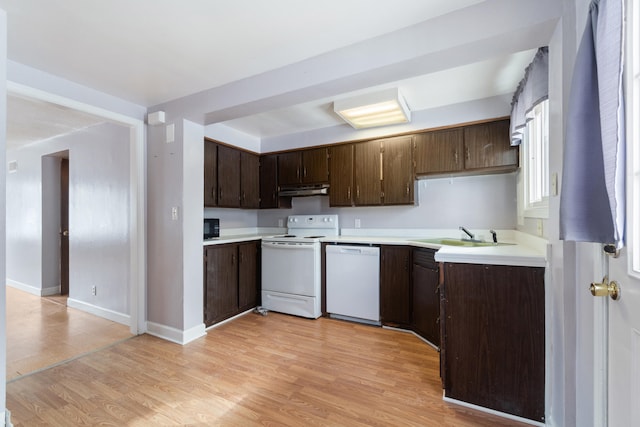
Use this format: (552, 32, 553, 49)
(459, 226, 475, 241)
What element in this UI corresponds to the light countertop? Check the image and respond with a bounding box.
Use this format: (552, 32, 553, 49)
(204, 228, 548, 267)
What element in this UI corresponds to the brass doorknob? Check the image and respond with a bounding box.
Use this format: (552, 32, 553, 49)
(62, 230, 69, 237)
(590, 276, 620, 301)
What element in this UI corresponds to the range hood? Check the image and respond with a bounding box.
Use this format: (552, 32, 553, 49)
(278, 183, 329, 197)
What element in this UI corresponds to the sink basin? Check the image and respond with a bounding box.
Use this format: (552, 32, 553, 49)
(411, 238, 515, 247)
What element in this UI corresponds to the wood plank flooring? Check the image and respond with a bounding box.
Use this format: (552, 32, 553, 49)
(6, 286, 133, 380)
(7, 311, 530, 426)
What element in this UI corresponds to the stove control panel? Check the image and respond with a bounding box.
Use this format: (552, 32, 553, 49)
(287, 215, 339, 230)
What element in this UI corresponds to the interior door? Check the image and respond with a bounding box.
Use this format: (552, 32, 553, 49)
(606, 252, 640, 426)
(60, 158, 69, 295)
(606, 1, 639, 423)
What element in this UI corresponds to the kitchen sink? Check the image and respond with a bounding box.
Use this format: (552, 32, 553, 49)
(410, 238, 515, 247)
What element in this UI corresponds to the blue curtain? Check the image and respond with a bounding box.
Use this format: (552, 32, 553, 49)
(510, 47, 549, 146)
(559, 0, 626, 248)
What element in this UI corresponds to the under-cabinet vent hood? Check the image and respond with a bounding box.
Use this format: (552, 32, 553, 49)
(279, 184, 329, 197)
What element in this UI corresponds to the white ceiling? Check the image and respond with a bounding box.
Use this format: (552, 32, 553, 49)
(0, 0, 559, 145)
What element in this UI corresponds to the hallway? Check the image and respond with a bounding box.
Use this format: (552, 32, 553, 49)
(6, 286, 133, 381)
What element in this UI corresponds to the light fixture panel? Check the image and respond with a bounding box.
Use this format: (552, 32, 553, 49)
(333, 88, 411, 129)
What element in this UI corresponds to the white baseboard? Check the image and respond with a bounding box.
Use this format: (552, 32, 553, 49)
(41, 285, 61, 296)
(442, 395, 544, 427)
(66, 298, 130, 326)
(7, 279, 60, 297)
(146, 321, 206, 345)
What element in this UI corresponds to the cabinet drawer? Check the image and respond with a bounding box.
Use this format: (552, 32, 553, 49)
(413, 248, 437, 269)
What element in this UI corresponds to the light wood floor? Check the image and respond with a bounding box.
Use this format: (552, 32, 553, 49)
(6, 286, 133, 381)
(7, 310, 530, 426)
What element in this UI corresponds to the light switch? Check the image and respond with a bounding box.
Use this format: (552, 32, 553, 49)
(166, 123, 175, 143)
(355, 219, 361, 229)
(551, 172, 558, 196)
(171, 206, 178, 221)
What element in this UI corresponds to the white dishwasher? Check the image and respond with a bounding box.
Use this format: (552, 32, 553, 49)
(326, 245, 380, 324)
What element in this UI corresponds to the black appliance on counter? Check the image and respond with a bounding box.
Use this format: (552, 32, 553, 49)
(204, 218, 220, 239)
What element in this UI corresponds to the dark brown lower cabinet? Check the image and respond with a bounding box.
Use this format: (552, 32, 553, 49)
(204, 241, 260, 327)
(441, 263, 545, 422)
(380, 245, 412, 327)
(411, 248, 439, 347)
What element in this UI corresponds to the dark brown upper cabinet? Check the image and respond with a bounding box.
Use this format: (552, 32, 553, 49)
(381, 135, 414, 205)
(328, 144, 354, 207)
(414, 128, 464, 175)
(204, 140, 218, 207)
(415, 119, 517, 177)
(259, 154, 292, 209)
(463, 120, 518, 171)
(217, 145, 241, 208)
(278, 147, 329, 186)
(354, 140, 382, 206)
(240, 151, 260, 209)
(350, 135, 413, 206)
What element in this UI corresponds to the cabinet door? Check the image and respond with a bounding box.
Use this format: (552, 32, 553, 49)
(204, 140, 217, 207)
(463, 120, 518, 170)
(415, 129, 464, 175)
(278, 152, 302, 185)
(301, 147, 329, 184)
(380, 245, 412, 327)
(204, 245, 239, 326)
(354, 140, 382, 206)
(412, 249, 439, 347)
(329, 144, 354, 207)
(442, 263, 545, 422)
(238, 241, 259, 311)
(217, 145, 241, 207)
(381, 135, 414, 205)
(240, 151, 260, 208)
(259, 154, 278, 209)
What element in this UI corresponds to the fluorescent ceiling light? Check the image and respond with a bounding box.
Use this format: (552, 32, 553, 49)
(333, 88, 411, 129)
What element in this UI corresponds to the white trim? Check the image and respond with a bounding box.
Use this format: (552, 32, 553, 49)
(626, 0, 640, 278)
(40, 285, 61, 297)
(592, 244, 608, 427)
(443, 395, 545, 427)
(7, 279, 59, 297)
(6, 81, 147, 336)
(204, 308, 255, 331)
(146, 321, 206, 345)
(67, 298, 130, 326)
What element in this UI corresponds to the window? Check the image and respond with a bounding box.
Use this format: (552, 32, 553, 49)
(522, 99, 550, 218)
(629, 0, 640, 274)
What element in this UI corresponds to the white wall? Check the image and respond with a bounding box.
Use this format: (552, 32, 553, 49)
(6, 123, 131, 318)
(260, 95, 511, 152)
(258, 173, 516, 231)
(146, 119, 185, 332)
(146, 118, 207, 343)
(1, 8, 8, 424)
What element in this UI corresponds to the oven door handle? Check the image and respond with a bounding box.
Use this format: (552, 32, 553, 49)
(261, 241, 317, 250)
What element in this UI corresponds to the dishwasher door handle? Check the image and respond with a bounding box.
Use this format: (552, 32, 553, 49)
(339, 248, 363, 254)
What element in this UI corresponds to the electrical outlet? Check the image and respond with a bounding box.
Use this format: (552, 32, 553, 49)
(355, 219, 361, 229)
(91, 286, 97, 296)
(278, 218, 284, 227)
(171, 206, 179, 221)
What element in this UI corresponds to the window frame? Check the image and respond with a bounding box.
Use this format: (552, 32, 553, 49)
(628, 0, 640, 277)
(521, 99, 550, 219)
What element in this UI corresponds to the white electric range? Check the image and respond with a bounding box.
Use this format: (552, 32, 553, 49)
(261, 214, 339, 318)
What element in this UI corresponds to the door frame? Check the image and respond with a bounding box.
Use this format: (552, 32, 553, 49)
(7, 81, 147, 335)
